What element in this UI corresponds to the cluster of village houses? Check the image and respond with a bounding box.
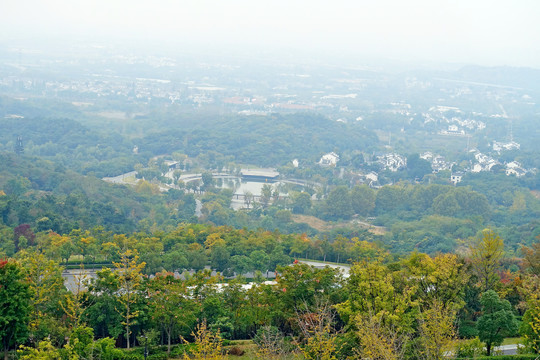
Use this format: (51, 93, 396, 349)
(316, 139, 534, 187)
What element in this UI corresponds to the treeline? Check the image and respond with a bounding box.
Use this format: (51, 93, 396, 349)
(0, 152, 197, 236)
(3, 228, 540, 359)
(0, 117, 142, 178)
(2, 150, 539, 258)
(0, 112, 379, 177)
(2, 223, 377, 274)
(135, 112, 379, 167)
(199, 180, 539, 254)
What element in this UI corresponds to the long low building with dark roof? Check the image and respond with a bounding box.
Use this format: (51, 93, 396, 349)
(240, 169, 280, 182)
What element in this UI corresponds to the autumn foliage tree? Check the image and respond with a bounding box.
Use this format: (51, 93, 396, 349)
(183, 320, 225, 360)
(113, 249, 146, 349)
(469, 229, 504, 292)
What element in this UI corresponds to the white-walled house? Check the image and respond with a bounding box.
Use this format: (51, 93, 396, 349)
(451, 172, 463, 185)
(319, 152, 340, 166)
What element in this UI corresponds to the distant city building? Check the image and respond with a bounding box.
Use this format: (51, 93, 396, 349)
(440, 125, 466, 136)
(365, 171, 379, 183)
(450, 172, 463, 185)
(319, 152, 339, 166)
(493, 141, 520, 152)
(472, 152, 499, 172)
(420, 152, 452, 172)
(164, 160, 181, 171)
(378, 153, 406, 172)
(472, 164, 483, 173)
(292, 159, 299, 168)
(505, 161, 527, 177)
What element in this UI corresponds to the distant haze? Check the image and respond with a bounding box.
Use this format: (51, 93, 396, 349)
(1, 0, 539, 68)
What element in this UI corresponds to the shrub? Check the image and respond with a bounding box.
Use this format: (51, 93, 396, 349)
(227, 346, 245, 356)
(148, 354, 168, 360)
(455, 337, 484, 358)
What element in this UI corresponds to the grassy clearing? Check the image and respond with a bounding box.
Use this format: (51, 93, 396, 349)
(502, 337, 523, 345)
(455, 337, 522, 347)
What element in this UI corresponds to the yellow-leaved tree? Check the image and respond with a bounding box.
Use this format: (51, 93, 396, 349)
(296, 301, 340, 360)
(469, 229, 504, 291)
(113, 248, 146, 349)
(183, 320, 225, 360)
(520, 275, 540, 353)
(355, 313, 406, 360)
(416, 299, 457, 360)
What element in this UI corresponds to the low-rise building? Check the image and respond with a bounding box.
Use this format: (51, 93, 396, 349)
(505, 161, 527, 177)
(319, 152, 340, 166)
(451, 172, 464, 185)
(378, 153, 406, 172)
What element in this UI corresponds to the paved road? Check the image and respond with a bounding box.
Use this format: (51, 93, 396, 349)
(102, 171, 137, 184)
(494, 344, 520, 355)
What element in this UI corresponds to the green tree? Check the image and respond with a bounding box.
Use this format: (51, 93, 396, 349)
(432, 192, 460, 217)
(202, 172, 214, 190)
(291, 191, 312, 214)
(16, 250, 66, 344)
(477, 290, 518, 356)
(336, 260, 418, 333)
(0, 260, 31, 360)
(350, 185, 376, 216)
(375, 185, 406, 214)
(260, 184, 273, 208)
(250, 250, 270, 277)
(210, 245, 230, 273)
(243, 191, 254, 209)
(187, 243, 207, 271)
(173, 169, 182, 184)
(149, 273, 198, 354)
(323, 186, 353, 220)
(70, 326, 95, 360)
(277, 263, 342, 317)
(230, 255, 252, 276)
(407, 153, 432, 180)
(4, 176, 30, 197)
(84, 268, 123, 339)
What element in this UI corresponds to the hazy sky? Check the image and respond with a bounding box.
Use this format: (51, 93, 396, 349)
(2, 0, 539, 68)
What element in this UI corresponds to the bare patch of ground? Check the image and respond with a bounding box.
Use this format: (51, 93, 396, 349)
(291, 214, 387, 235)
(292, 214, 334, 232)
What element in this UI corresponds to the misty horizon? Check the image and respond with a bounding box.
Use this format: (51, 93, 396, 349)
(2, 0, 540, 69)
